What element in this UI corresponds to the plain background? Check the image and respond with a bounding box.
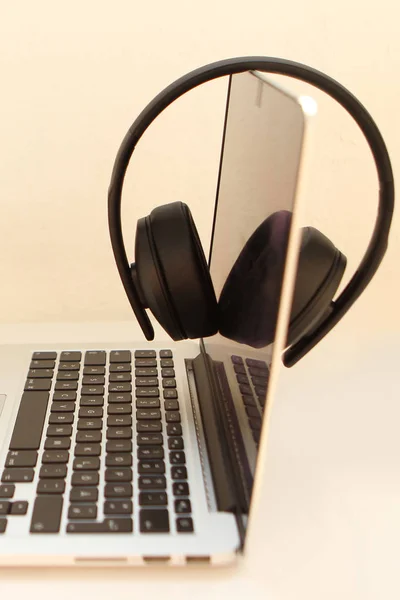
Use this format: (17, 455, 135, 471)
(0, 0, 398, 343)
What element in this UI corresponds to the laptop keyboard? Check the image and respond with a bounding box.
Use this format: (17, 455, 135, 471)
(231, 355, 269, 445)
(0, 350, 194, 535)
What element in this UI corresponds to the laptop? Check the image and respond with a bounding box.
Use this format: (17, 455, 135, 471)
(0, 70, 313, 566)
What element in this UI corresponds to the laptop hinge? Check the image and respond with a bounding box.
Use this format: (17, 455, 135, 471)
(191, 351, 246, 523)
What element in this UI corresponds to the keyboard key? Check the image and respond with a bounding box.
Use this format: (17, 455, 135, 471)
(242, 394, 256, 407)
(30, 496, 63, 532)
(105, 468, 132, 482)
(251, 375, 269, 387)
(163, 389, 178, 400)
(109, 383, 132, 393)
(30, 359, 55, 370)
(106, 454, 132, 467)
(159, 350, 172, 358)
(248, 417, 261, 431)
(60, 351, 82, 362)
(106, 427, 132, 440)
(161, 368, 175, 378)
(166, 412, 180, 423)
(79, 407, 103, 418)
(231, 355, 244, 365)
(236, 373, 249, 385)
(162, 379, 176, 389)
(248, 366, 269, 378)
(80, 396, 104, 407)
(68, 505, 97, 520)
(0, 519, 7, 534)
(109, 373, 132, 382)
(170, 451, 186, 465)
(171, 466, 187, 480)
(55, 381, 78, 391)
(239, 383, 252, 395)
(53, 391, 77, 401)
(233, 363, 246, 375)
(160, 359, 174, 368)
(136, 398, 160, 409)
(173, 482, 189, 496)
(2, 468, 34, 483)
(82, 375, 105, 386)
(44, 438, 71, 450)
(109, 363, 131, 373)
(139, 475, 166, 490)
(42, 451, 69, 464)
(39, 465, 67, 479)
(135, 377, 159, 387)
(106, 440, 132, 453)
(70, 487, 98, 502)
(135, 350, 156, 359)
(174, 498, 191, 514)
(167, 424, 182, 436)
(58, 362, 80, 371)
(107, 404, 132, 415)
(108, 393, 132, 404)
(83, 366, 105, 375)
(135, 367, 158, 377)
(37, 480, 65, 494)
(76, 431, 102, 443)
(71, 472, 99, 486)
(84, 351, 106, 366)
(136, 421, 162, 433)
(140, 509, 169, 533)
(136, 409, 161, 420)
(135, 358, 157, 367)
(110, 350, 131, 363)
(28, 368, 54, 379)
(51, 402, 75, 413)
(104, 500, 132, 515)
(138, 460, 165, 474)
(77, 418, 103, 430)
(104, 483, 132, 498)
(139, 492, 167, 506)
(33, 351, 57, 361)
(245, 358, 268, 369)
(0, 501, 10, 515)
(74, 443, 101, 456)
(164, 399, 179, 411)
(49, 413, 74, 424)
(107, 415, 132, 427)
(73, 457, 100, 471)
(138, 447, 164, 459)
(246, 406, 261, 419)
(176, 517, 194, 533)
(67, 518, 133, 534)
(5, 450, 38, 468)
(56, 371, 79, 381)
(81, 386, 105, 396)
(137, 433, 163, 446)
(46, 425, 72, 437)
(168, 437, 184, 450)
(10, 501, 28, 515)
(135, 388, 159, 398)
(9, 391, 49, 450)
(0, 485, 15, 498)
(255, 386, 267, 397)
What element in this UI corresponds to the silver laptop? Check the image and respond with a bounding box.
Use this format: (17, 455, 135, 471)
(0, 71, 312, 566)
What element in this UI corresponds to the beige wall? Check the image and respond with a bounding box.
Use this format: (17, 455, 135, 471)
(0, 0, 398, 341)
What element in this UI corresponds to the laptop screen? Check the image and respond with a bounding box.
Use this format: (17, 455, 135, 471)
(202, 71, 306, 517)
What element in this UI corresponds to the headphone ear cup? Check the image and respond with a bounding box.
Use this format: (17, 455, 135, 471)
(218, 211, 347, 349)
(133, 202, 218, 340)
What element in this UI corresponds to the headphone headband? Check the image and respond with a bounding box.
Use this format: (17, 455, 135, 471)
(108, 56, 394, 366)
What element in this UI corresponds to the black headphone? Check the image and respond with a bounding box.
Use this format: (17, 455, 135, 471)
(108, 57, 394, 367)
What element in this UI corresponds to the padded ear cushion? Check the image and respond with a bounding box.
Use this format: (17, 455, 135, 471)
(218, 211, 346, 349)
(134, 202, 218, 340)
(218, 211, 292, 348)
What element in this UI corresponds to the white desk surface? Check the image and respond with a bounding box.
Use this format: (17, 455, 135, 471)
(0, 321, 399, 600)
